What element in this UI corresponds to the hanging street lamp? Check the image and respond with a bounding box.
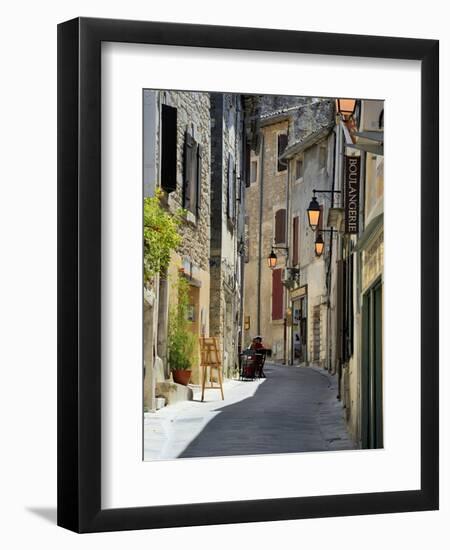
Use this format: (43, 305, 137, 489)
(336, 98, 357, 121)
(314, 233, 325, 257)
(267, 249, 278, 269)
(307, 196, 321, 231)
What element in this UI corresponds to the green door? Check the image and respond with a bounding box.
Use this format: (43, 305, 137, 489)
(361, 279, 383, 449)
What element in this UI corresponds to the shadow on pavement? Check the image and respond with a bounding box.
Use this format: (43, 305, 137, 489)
(179, 364, 353, 459)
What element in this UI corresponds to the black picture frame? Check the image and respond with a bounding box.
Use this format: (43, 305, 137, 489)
(57, 17, 439, 533)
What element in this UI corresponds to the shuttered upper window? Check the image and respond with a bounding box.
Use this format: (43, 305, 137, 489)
(160, 104, 177, 193)
(274, 208, 286, 244)
(277, 133, 288, 172)
(250, 160, 258, 184)
(272, 268, 284, 320)
(295, 159, 304, 180)
(183, 131, 201, 216)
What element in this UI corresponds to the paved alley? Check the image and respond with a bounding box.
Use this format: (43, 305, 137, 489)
(144, 364, 356, 460)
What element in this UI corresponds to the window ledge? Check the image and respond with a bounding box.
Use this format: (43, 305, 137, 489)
(183, 210, 197, 226)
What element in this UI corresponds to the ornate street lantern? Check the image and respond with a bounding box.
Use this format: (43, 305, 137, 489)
(315, 233, 324, 257)
(307, 196, 321, 231)
(336, 98, 357, 120)
(267, 250, 277, 269)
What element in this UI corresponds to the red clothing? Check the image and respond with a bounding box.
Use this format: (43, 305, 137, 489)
(251, 342, 265, 350)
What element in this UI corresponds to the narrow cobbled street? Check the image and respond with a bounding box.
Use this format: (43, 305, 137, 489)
(144, 364, 355, 460)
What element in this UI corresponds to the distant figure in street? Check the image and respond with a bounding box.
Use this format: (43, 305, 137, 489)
(250, 335, 265, 351)
(250, 336, 266, 378)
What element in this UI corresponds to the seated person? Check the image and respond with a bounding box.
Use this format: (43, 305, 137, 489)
(250, 336, 265, 352)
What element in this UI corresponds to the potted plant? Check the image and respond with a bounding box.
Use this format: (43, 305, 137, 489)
(168, 276, 198, 386)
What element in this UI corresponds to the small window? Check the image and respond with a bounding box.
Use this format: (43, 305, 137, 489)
(272, 268, 284, 321)
(183, 131, 201, 216)
(250, 160, 258, 184)
(160, 104, 178, 193)
(295, 159, 304, 180)
(319, 146, 327, 170)
(274, 209, 286, 244)
(277, 133, 288, 172)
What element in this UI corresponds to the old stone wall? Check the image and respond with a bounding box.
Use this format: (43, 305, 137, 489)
(164, 91, 211, 273)
(209, 93, 245, 376)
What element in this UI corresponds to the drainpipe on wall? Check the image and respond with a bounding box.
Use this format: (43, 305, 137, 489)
(284, 137, 291, 365)
(257, 133, 264, 336)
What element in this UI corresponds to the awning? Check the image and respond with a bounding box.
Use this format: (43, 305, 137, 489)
(346, 142, 384, 156)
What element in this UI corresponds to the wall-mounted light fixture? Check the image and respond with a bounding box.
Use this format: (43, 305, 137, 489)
(267, 250, 278, 269)
(267, 245, 289, 269)
(307, 189, 342, 232)
(307, 196, 321, 231)
(314, 229, 335, 257)
(336, 98, 357, 120)
(315, 233, 325, 257)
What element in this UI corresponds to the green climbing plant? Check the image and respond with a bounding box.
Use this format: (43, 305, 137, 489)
(143, 189, 182, 284)
(168, 276, 198, 371)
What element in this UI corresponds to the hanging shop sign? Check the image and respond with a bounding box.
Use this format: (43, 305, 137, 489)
(344, 155, 360, 234)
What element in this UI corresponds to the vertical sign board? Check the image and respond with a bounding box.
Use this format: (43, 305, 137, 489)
(344, 155, 360, 234)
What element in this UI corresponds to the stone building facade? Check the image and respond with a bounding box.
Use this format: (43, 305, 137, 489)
(281, 123, 335, 368)
(143, 90, 212, 407)
(209, 93, 247, 377)
(143, 90, 251, 407)
(242, 96, 335, 362)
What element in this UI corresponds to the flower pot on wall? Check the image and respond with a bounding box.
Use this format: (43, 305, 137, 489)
(172, 369, 192, 386)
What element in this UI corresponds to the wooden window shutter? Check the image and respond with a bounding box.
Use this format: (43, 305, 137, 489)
(274, 209, 286, 244)
(183, 131, 194, 210)
(195, 143, 202, 217)
(277, 133, 288, 172)
(160, 105, 177, 193)
(292, 216, 299, 266)
(183, 132, 199, 215)
(190, 140, 198, 216)
(272, 268, 283, 320)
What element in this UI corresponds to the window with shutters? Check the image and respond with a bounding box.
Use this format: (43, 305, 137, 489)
(295, 158, 304, 181)
(272, 268, 284, 320)
(183, 131, 201, 217)
(274, 208, 286, 244)
(160, 104, 178, 193)
(292, 216, 299, 266)
(277, 132, 288, 172)
(227, 153, 236, 224)
(250, 160, 258, 184)
(319, 146, 327, 171)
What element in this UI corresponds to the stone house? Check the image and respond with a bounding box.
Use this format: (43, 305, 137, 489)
(209, 93, 248, 378)
(338, 99, 384, 447)
(143, 89, 212, 407)
(281, 122, 336, 368)
(242, 96, 335, 362)
(143, 90, 251, 408)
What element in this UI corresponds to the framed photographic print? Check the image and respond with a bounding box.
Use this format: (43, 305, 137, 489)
(57, 17, 439, 533)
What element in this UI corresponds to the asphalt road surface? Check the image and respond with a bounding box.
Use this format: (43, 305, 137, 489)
(178, 363, 356, 458)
